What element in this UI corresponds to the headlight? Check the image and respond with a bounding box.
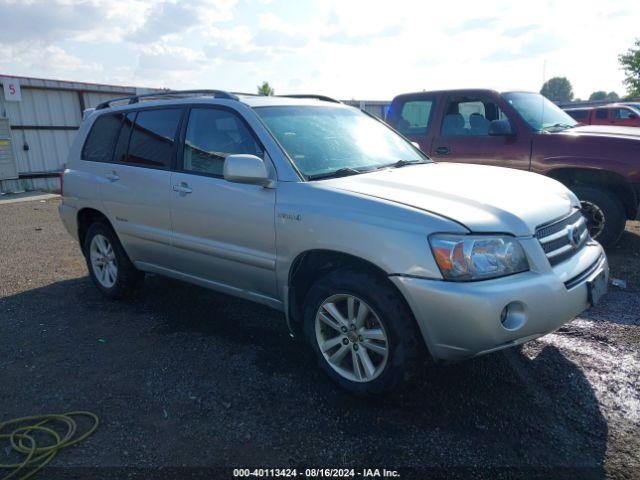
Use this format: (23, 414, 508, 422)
(429, 234, 529, 281)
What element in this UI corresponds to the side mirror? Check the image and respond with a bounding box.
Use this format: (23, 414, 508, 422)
(223, 154, 273, 187)
(488, 119, 515, 136)
(629, 113, 638, 119)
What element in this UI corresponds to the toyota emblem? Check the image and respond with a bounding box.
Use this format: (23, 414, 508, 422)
(567, 225, 581, 248)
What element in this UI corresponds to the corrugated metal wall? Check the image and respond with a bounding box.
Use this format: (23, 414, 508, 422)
(0, 75, 392, 194)
(343, 100, 390, 119)
(0, 75, 147, 193)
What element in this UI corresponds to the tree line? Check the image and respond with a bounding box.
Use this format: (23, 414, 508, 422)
(541, 38, 640, 103)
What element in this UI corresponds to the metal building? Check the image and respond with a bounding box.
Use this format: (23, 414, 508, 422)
(343, 100, 390, 119)
(0, 74, 159, 194)
(0, 74, 390, 195)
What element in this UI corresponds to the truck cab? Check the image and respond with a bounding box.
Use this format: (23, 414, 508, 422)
(566, 104, 640, 127)
(387, 89, 640, 247)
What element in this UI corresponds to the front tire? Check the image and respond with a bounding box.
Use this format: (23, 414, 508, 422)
(303, 268, 422, 395)
(572, 185, 626, 248)
(84, 222, 143, 299)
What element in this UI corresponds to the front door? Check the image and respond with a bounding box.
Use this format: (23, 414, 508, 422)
(611, 107, 640, 127)
(168, 106, 277, 299)
(429, 94, 531, 171)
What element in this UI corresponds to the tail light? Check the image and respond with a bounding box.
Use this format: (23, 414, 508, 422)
(59, 171, 64, 196)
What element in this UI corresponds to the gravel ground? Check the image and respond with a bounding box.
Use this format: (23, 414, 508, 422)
(1, 197, 638, 479)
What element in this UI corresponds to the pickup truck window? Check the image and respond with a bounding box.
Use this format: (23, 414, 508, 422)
(503, 92, 577, 131)
(256, 105, 427, 179)
(566, 109, 589, 120)
(396, 100, 433, 136)
(612, 108, 635, 119)
(441, 96, 504, 136)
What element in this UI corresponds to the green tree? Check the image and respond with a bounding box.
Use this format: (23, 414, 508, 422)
(257, 81, 274, 96)
(606, 91, 620, 101)
(619, 39, 640, 97)
(589, 91, 607, 101)
(540, 77, 574, 103)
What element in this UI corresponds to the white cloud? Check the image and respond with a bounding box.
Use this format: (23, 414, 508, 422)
(0, 0, 638, 98)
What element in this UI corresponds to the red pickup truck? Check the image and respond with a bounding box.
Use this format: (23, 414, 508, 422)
(386, 89, 640, 246)
(565, 104, 640, 127)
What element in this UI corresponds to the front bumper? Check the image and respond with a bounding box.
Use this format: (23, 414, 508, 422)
(391, 241, 608, 361)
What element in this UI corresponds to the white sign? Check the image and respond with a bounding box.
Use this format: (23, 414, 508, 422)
(2, 77, 22, 102)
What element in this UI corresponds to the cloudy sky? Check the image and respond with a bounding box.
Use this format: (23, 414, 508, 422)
(0, 0, 637, 100)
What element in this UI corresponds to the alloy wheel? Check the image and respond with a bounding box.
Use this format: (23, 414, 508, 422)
(89, 234, 118, 288)
(315, 294, 389, 383)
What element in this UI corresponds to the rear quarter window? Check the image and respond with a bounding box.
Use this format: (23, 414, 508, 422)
(567, 110, 588, 120)
(81, 113, 123, 162)
(392, 99, 434, 136)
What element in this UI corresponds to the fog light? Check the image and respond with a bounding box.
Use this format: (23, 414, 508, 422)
(500, 302, 526, 331)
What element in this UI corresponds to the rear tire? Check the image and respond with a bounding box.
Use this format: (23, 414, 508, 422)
(84, 222, 144, 299)
(303, 268, 423, 396)
(572, 185, 626, 248)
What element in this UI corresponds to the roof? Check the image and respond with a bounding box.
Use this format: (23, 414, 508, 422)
(390, 88, 541, 100)
(93, 90, 349, 113)
(565, 103, 639, 111)
(238, 94, 347, 108)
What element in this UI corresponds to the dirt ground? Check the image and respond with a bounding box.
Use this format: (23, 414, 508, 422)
(0, 197, 638, 479)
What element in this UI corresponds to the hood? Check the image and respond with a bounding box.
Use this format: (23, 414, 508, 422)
(321, 163, 577, 236)
(557, 124, 640, 141)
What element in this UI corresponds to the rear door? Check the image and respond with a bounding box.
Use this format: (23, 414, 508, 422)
(592, 108, 610, 125)
(386, 94, 437, 152)
(98, 107, 183, 267)
(430, 93, 531, 170)
(168, 106, 277, 299)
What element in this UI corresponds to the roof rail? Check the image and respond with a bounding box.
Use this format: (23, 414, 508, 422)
(278, 94, 342, 104)
(95, 89, 239, 110)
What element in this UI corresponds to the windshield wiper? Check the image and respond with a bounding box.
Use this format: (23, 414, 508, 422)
(307, 167, 370, 181)
(379, 159, 429, 169)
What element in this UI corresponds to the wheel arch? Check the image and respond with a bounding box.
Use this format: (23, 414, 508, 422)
(76, 208, 115, 254)
(286, 249, 413, 333)
(547, 167, 638, 219)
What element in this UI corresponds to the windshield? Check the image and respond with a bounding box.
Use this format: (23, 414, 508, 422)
(503, 92, 578, 131)
(255, 106, 427, 179)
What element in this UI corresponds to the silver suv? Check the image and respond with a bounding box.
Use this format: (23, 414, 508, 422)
(59, 90, 609, 395)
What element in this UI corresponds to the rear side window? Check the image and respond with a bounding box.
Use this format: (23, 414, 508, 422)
(81, 113, 123, 162)
(113, 112, 136, 163)
(125, 109, 182, 168)
(395, 100, 433, 136)
(595, 109, 608, 119)
(182, 108, 262, 176)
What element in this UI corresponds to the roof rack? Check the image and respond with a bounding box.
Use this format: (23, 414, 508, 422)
(277, 94, 342, 104)
(95, 89, 239, 110)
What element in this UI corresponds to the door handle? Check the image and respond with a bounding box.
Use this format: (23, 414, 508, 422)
(435, 146, 450, 155)
(172, 183, 193, 195)
(105, 171, 120, 182)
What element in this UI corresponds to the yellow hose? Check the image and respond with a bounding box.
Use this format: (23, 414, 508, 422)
(0, 412, 99, 480)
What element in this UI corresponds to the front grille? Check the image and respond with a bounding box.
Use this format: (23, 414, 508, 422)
(535, 209, 589, 266)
